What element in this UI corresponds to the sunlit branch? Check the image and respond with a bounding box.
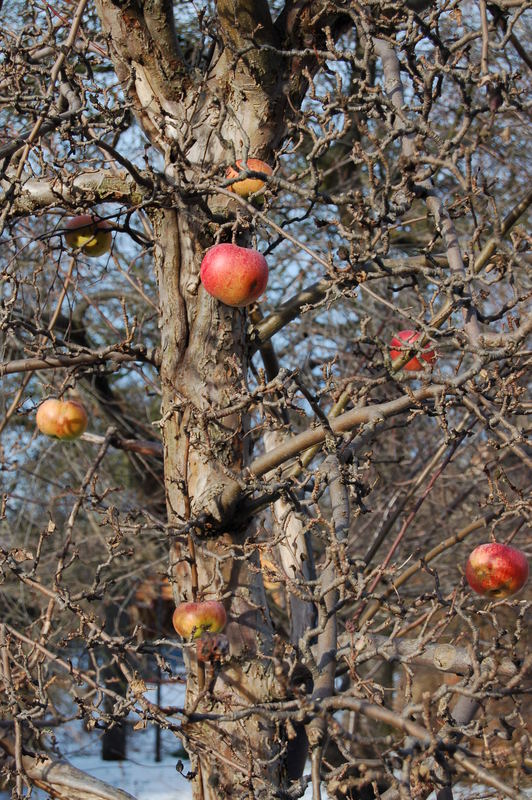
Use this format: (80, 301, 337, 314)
(0, 345, 159, 376)
(0, 734, 138, 800)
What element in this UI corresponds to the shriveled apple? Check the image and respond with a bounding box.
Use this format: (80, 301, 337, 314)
(226, 158, 272, 198)
(196, 632, 230, 663)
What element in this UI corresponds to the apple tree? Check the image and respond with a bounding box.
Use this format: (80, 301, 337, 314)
(0, 0, 530, 798)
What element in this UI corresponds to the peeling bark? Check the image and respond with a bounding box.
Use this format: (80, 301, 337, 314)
(0, 170, 148, 217)
(263, 429, 316, 646)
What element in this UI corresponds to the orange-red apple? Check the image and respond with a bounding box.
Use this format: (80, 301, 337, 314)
(226, 158, 272, 197)
(200, 243, 268, 307)
(390, 329, 436, 371)
(465, 543, 529, 598)
(64, 215, 112, 257)
(36, 398, 88, 440)
(172, 601, 227, 640)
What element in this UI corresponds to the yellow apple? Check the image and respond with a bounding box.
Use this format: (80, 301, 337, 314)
(64, 215, 112, 257)
(226, 158, 273, 198)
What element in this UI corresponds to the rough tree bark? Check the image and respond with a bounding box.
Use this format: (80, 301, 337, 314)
(152, 207, 280, 797)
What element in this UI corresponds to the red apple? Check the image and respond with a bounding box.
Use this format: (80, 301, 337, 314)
(36, 398, 88, 440)
(64, 214, 112, 257)
(226, 158, 272, 197)
(172, 600, 227, 640)
(200, 243, 268, 307)
(465, 543, 529, 599)
(390, 329, 436, 371)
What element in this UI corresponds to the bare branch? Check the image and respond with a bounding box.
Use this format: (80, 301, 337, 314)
(0, 736, 138, 800)
(1, 171, 149, 216)
(338, 634, 521, 679)
(0, 345, 158, 376)
(250, 384, 446, 477)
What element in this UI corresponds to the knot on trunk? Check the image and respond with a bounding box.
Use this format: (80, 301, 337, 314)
(191, 479, 242, 527)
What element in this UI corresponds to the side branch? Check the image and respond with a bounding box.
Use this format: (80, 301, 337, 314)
(0, 736, 137, 800)
(249, 385, 440, 477)
(337, 634, 521, 679)
(250, 277, 355, 349)
(0, 345, 159, 376)
(1, 171, 150, 216)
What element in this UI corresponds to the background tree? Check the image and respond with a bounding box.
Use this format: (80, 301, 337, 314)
(0, 0, 530, 799)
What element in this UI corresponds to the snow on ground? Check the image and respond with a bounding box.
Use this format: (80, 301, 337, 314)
(53, 679, 195, 798)
(63, 753, 193, 799)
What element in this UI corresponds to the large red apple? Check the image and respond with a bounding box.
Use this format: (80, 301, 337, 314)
(465, 543, 529, 598)
(172, 600, 227, 640)
(200, 243, 268, 307)
(36, 398, 88, 440)
(390, 329, 436, 371)
(226, 158, 273, 198)
(64, 214, 112, 257)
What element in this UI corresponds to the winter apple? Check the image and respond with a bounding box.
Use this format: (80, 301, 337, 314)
(465, 543, 529, 598)
(36, 398, 88, 440)
(390, 329, 436, 371)
(226, 158, 272, 197)
(172, 600, 227, 640)
(200, 243, 268, 307)
(64, 214, 112, 257)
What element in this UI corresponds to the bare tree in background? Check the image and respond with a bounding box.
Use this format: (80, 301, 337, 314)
(0, 0, 530, 798)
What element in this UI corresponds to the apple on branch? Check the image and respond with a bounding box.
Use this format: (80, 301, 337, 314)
(172, 600, 227, 640)
(200, 243, 268, 307)
(226, 158, 272, 198)
(36, 398, 88, 441)
(465, 543, 529, 598)
(64, 214, 112, 258)
(390, 329, 436, 371)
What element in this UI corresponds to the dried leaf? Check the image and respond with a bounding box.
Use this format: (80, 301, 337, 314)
(11, 549, 33, 563)
(129, 677, 147, 694)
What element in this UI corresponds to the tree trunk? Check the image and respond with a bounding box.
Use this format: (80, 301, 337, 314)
(152, 208, 282, 798)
